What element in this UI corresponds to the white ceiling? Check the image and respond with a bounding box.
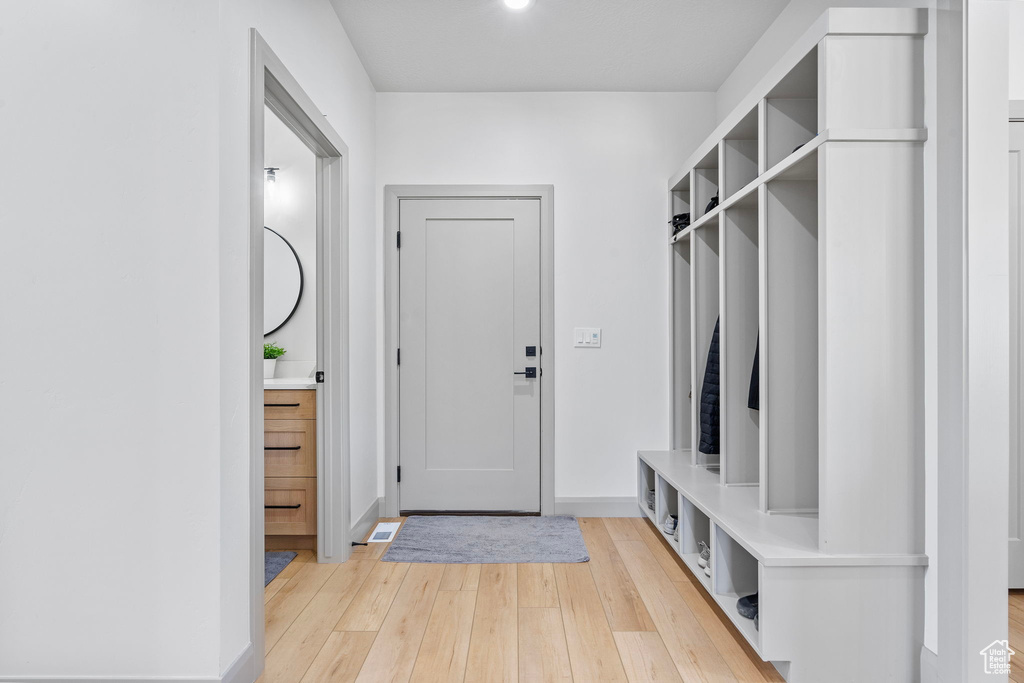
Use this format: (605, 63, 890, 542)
(330, 0, 790, 92)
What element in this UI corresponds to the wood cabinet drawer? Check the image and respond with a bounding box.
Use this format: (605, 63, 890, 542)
(264, 420, 316, 477)
(263, 389, 316, 420)
(265, 478, 317, 535)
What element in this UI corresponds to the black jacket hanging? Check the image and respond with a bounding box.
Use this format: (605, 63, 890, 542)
(699, 318, 721, 454)
(748, 336, 759, 411)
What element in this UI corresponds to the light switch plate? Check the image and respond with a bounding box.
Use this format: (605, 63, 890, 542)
(574, 327, 602, 348)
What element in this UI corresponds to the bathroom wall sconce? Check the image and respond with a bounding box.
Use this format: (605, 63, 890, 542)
(265, 167, 279, 183)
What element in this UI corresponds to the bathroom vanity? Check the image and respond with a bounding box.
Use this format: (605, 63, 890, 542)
(263, 379, 317, 552)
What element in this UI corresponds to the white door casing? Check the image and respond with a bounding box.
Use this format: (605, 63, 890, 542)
(1010, 120, 1024, 587)
(398, 198, 541, 512)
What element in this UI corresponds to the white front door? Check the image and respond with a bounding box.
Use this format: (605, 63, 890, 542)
(1010, 121, 1024, 587)
(399, 198, 542, 512)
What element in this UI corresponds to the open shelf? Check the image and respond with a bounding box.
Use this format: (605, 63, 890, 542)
(670, 172, 691, 241)
(656, 475, 680, 550)
(713, 524, 761, 652)
(722, 106, 759, 201)
(638, 459, 656, 522)
(692, 146, 720, 221)
(678, 495, 712, 591)
(765, 48, 819, 170)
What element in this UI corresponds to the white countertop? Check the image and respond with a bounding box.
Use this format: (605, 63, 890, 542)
(264, 377, 317, 390)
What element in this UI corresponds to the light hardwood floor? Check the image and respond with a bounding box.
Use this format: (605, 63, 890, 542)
(1010, 591, 1024, 682)
(260, 517, 784, 682)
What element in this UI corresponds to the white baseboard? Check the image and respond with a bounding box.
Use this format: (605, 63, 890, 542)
(0, 644, 257, 683)
(351, 496, 383, 543)
(554, 496, 642, 517)
(220, 643, 255, 683)
(919, 645, 940, 683)
(0, 676, 219, 682)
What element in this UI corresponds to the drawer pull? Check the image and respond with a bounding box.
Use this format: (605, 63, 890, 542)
(265, 446, 301, 451)
(265, 403, 301, 407)
(265, 504, 302, 509)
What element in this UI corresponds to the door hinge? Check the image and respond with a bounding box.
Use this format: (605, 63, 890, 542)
(397, 231, 401, 249)
(397, 465, 401, 483)
(315, 371, 324, 383)
(397, 348, 401, 365)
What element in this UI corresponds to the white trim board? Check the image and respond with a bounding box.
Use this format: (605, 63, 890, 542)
(219, 643, 254, 683)
(0, 644, 255, 683)
(919, 646, 940, 683)
(351, 496, 383, 544)
(554, 497, 643, 518)
(383, 185, 555, 517)
(0, 679, 221, 682)
(0, 678, 222, 682)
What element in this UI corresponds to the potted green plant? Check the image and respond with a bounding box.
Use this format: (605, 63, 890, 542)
(264, 342, 286, 379)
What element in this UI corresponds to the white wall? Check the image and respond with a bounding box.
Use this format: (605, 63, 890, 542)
(1011, 2, 1024, 101)
(376, 92, 717, 504)
(264, 107, 317, 367)
(0, 0, 377, 678)
(0, 2, 222, 677)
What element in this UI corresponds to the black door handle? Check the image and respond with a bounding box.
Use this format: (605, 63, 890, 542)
(265, 446, 301, 451)
(513, 367, 538, 378)
(265, 504, 301, 509)
(264, 403, 300, 407)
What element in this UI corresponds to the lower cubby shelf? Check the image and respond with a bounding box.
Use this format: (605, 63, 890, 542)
(712, 523, 761, 652)
(679, 551, 711, 593)
(656, 475, 680, 551)
(638, 448, 929, 680)
(637, 459, 657, 524)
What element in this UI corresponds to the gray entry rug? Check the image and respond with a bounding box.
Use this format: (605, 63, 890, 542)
(381, 515, 589, 564)
(265, 551, 297, 586)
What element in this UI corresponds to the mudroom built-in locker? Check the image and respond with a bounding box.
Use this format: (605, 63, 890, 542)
(642, 9, 928, 682)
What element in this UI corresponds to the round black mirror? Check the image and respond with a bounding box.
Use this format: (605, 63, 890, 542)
(264, 226, 303, 336)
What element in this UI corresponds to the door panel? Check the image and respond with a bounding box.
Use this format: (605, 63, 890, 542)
(400, 198, 541, 511)
(426, 219, 515, 470)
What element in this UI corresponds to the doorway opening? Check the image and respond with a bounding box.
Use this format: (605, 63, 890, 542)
(249, 31, 351, 670)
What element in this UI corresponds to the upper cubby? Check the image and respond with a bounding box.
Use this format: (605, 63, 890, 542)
(670, 173, 691, 242)
(721, 107, 759, 201)
(764, 47, 819, 171)
(692, 146, 720, 221)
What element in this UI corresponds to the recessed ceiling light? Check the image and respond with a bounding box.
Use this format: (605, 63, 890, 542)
(503, 0, 534, 10)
